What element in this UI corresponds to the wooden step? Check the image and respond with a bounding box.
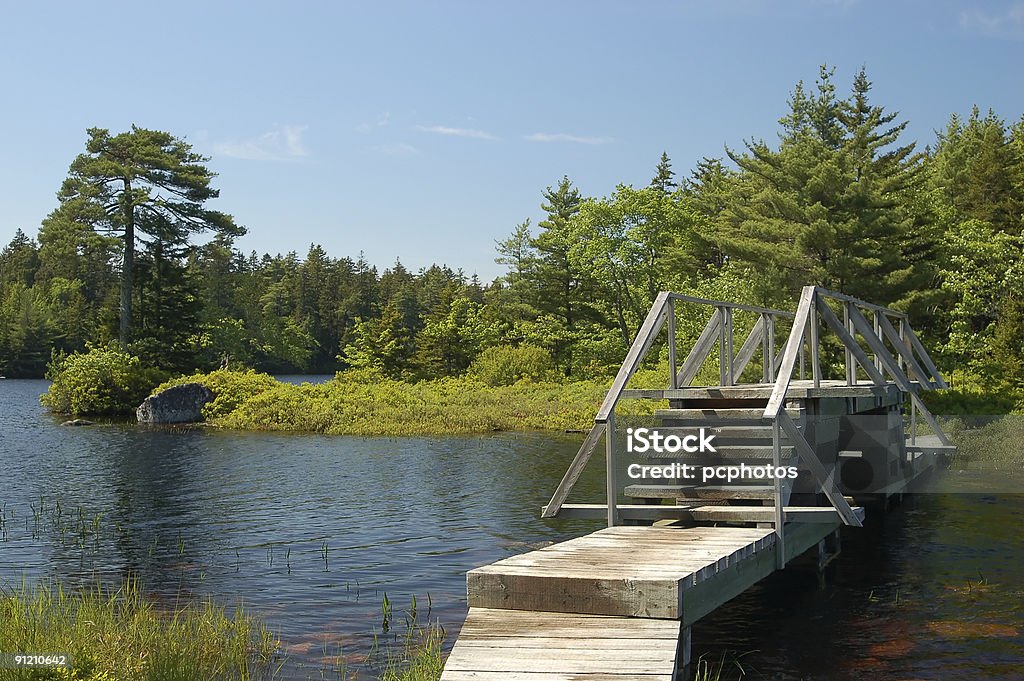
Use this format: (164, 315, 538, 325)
(654, 408, 773, 422)
(624, 484, 780, 500)
(540, 503, 864, 524)
(689, 505, 866, 524)
(635, 444, 796, 460)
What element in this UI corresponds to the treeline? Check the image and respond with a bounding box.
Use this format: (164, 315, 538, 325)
(1, 66, 1023, 389)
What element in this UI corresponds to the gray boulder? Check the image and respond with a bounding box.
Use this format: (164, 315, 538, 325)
(136, 383, 213, 424)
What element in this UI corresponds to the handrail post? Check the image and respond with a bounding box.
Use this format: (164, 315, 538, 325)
(798, 328, 805, 381)
(718, 306, 728, 385)
(898, 317, 907, 378)
(809, 299, 820, 388)
(766, 314, 776, 381)
(761, 314, 770, 383)
(773, 418, 786, 569)
(668, 299, 678, 389)
(725, 307, 734, 386)
(910, 397, 917, 446)
(873, 311, 881, 373)
(605, 412, 618, 527)
(844, 302, 855, 385)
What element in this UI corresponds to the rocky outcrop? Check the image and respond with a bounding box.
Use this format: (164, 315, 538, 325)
(136, 383, 213, 424)
(62, 418, 94, 426)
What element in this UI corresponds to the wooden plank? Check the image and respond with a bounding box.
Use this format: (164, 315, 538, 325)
(730, 316, 765, 384)
(909, 392, 953, 446)
(444, 667, 675, 679)
(654, 408, 776, 421)
(666, 292, 794, 317)
(675, 308, 722, 386)
(764, 286, 817, 418)
(847, 305, 914, 392)
(679, 519, 838, 626)
(814, 293, 887, 385)
(622, 381, 900, 400)
(444, 653, 674, 675)
(542, 423, 603, 518)
(467, 572, 682, 618)
(597, 292, 671, 421)
(778, 411, 862, 527)
(905, 325, 949, 388)
(688, 506, 865, 524)
(455, 637, 678, 651)
(650, 444, 795, 458)
(876, 313, 930, 386)
(541, 504, 704, 521)
(667, 298, 677, 389)
(623, 485, 776, 500)
(606, 413, 617, 526)
(809, 302, 820, 387)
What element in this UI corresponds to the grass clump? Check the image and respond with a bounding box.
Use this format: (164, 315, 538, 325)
(40, 346, 168, 417)
(0, 579, 280, 680)
(378, 622, 445, 681)
(943, 415, 1024, 469)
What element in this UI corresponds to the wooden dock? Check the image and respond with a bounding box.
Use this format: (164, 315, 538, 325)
(440, 286, 953, 681)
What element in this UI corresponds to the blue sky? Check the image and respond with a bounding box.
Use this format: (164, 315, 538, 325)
(2, 1, 1023, 280)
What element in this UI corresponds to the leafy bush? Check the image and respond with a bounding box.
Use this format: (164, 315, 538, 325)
(41, 346, 167, 416)
(152, 368, 278, 418)
(919, 386, 1021, 416)
(469, 345, 554, 386)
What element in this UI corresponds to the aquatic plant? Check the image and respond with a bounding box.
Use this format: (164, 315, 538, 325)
(0, 578, 280, 680)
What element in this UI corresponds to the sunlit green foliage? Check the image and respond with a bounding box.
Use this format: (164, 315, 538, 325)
(468, 344, 554, 386)
(0, 579, 279, 680)
(152, 368, 279, 419)
(40, 346, 167, 416)
(8, 69, 1024, 402)
(165, 369, 655, 436)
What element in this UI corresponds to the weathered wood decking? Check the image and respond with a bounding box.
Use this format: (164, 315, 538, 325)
(441, 286, 953, 681)
(443, 609, 683, 681)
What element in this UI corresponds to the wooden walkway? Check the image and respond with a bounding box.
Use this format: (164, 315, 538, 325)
(440, 286, 953, 681)
(443, 609, 682, 681)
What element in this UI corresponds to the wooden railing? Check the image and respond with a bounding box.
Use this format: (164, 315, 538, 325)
(541, 286, 951, 567)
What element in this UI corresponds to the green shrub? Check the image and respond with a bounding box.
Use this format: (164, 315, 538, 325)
(40, 346, 167, 416)
(919, 386, 1020, 416)
(152, 369, 279, 418)
(469, 345, 554, 386)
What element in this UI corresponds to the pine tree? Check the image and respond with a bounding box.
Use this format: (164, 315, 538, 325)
(44, 126, 243, 345)
(716, 66, 931, 306)
(531, 176, 589, 374)
(650, 152, 676, 194)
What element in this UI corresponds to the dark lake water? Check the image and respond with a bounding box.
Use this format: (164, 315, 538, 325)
(1, 378, 1022, 680)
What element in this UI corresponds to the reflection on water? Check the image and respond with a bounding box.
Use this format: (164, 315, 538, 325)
(1, 379, 1022, 679)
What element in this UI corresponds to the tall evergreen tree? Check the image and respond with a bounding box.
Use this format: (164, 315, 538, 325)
(43, 126, 243, 345)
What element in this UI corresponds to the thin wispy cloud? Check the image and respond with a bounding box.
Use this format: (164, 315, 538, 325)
(356, 112, 391, 134)
(214, 125, 309, 161)
(524, 132, 614, 145)
(960, 2, 1024, 38)
(416, 125, 497, 140)
(373, 142, 419, 156)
